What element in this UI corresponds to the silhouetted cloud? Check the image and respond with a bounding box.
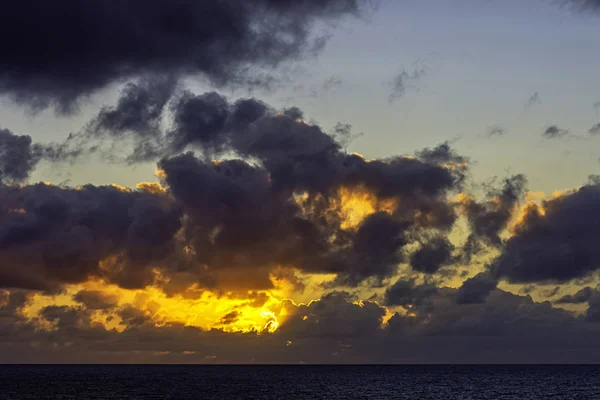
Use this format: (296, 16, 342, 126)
(456, 273, 498, 304)
(491, 180, 600, 283)
(410, 236, 455, 274)
(458, 174, 527, 262)
(384, 279, 438, 308)
(0, 128, 81, 183)
(555, 287, 595, 304)
(0, 0, 366, 113)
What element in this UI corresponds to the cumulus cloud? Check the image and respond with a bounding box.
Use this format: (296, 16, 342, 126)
(3, 283, 599, 363)
(409, 236, 455, 274)
(458, 174, 527, 262)
(491, 181, 600, 283)
(0, 100, 471, 294)
(456, 273, 498, 304)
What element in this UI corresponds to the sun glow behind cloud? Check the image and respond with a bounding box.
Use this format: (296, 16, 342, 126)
(14, 180, 404, 336)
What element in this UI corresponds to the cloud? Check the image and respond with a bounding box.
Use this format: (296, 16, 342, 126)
(0, 128, 81, 184)
(384, 279, 438, 308)
(524, 92, 541, 111)
(542, 125, 569, 139)
(0, 183, 182, 292)
(73, 290, 119, 310)
(560, 0, 600, 11)
(0, 101, 470, 293)
(487, 126, 506, 137)
(491, 180, 600, 283)
(555, 287, 595, 304)
(458, 174, 527, 262)
(0, 0, 367, 113)
(409, 235, 455, 274)
(4, 284, 599, 364)
(388, 64, 427, 103)
(456, 273, 498, 304)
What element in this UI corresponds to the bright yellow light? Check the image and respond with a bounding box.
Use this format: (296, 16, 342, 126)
(19, 271, 301, 334)
(337, 186, 397, 229)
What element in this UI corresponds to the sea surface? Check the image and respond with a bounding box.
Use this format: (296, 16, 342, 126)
(1, 365, 599, 399)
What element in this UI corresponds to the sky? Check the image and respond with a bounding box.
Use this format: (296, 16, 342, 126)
(1, 0, 600, 364)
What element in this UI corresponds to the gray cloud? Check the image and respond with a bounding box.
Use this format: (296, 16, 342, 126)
(491, 180, 600, 283)
(524, 92, 541, 111)
(388, 64, 427, 103)
(0, 0, 367, 113)
(555, 287, 595, 304)
(459, 174, 527, 262)
(542, 125, 569, 140)
(487, 126, 506, 137)
(456, 273, 498, 304)
(410, 236, 455, 274)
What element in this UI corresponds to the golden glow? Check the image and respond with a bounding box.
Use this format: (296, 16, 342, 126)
(19, 271, 305, 334)
(110, 184, 131, 192)
(136, 182, 166, 194)
(155, 168, 167, 179)
(336, 186, 397, 229)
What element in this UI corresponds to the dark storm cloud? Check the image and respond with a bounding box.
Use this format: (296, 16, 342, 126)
(459, 174, 527, 261)
(280, 291, 387, 340)
(331, 212, 409, 286)
(456, 273, 498, 304)
(0, 0, 367, 113)
(0, 183, 181, 292)
(555, 287, 595, 304)
(491, 180, 600, 283)
(410, 236, 455, 274)
(0, 128, 81, 183)
(4, 284, 598, 364)
(90, 76, 177, 139)
(0, 111, 469, 294)
(589, 123, 600, 135)
(73, 290, 119, 310)
(542, 125, 569, 139)
(282, 107, 305, 121)
(584, 293, 600, 323)
(156, 149, 457, 288)
(384, 279, 438, 308)
(0, 129, 43, 183)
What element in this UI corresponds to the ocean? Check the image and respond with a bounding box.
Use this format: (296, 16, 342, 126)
(1, 365, 599, 399)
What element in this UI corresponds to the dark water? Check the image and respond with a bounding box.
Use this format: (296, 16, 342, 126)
(1, 365, 599, 399)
